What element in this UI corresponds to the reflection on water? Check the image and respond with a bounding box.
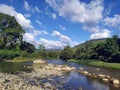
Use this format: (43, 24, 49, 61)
(0, 62, 28, 73)
(47, 60, 120, 90)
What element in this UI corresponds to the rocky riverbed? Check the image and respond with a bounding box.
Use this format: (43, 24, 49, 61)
(0, 60, 76, 90)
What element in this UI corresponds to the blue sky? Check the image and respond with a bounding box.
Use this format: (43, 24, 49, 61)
(0, 0, 120, 49)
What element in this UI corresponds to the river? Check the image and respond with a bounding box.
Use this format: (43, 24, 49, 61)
(47, 60, 120, 90)
(0, 60, 120, 90)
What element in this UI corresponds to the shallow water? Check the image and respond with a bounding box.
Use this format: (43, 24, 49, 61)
(0, 61, 32, 73)
(47, 60, 120, 90)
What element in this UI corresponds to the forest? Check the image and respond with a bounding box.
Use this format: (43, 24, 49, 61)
(0, 13, 120, 63)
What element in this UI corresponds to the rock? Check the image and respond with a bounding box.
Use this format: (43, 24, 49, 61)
(79, 67, 84, 70)
(79, 87, 82, 90)
(105, 75, 110, 78)
(98, 74, 105, 78)
(113, 79, 120, 85)
(102, 78, 109, 82)
(82, 71, 89, 75)
(65, 67, 75, 71)
(33, 59, 46, 64)
(87, 73, 92, 77)
(96, 68, 100, 71)
(0, 77, 6, 83)
(44, 82, 53, 88)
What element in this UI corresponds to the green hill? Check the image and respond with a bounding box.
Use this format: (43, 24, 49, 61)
(74, 38, 106, 49)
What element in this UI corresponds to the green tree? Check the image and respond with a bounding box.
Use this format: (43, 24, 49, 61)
(60, 46, 73, 61)
(0, 13, 25, 50)
(20, 41, 35, 53)
(95, 35, 120, 62)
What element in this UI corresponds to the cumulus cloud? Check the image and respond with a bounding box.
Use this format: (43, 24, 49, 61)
(23, 30, 48, 47)
(90, 29, 111, 39)
(46, 0, 110, 40)
(103, 14, 120, 27)
(52, 30, 79, 48)
(0, 4, 33, 29)
(24, 1, 31, 11)
(52, 30, 61, 36)
(46, 0, 103, 26)
(59, 24, 66, 31)
(39, 38, 63, 49)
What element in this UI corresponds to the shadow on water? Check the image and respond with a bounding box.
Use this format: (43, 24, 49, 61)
(0, 61, 32, 74)
(47, 60, 120, 90)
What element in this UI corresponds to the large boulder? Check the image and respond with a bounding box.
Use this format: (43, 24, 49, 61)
(33, 59, 46, 64)
(98, 74, 105, 78)
(102, 78, 109, 83)
(113, 79, 120, 85)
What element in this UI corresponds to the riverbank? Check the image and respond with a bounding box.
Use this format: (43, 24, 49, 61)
(6, 57, 44, 63)
(70, 59, 120, 69)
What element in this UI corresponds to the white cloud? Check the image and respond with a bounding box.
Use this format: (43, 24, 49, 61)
(24, 13, 31, 18)
(103, 14, 120, 27)
(24, 1, 40, 13)
(52, 13, 57, 19)
(34, 6, 41, 13)
(52, 30, 79, 48)
(52, 30, 61, 36)
(36, 20, 42, 26)
(39, 38, 63, 49)
(83, 26, 99, 33)
(24, 1, 30, 11)
(23, 30, 48, 47)
(59, 24, 66, 31)
(90, 29, 111, 39)
(46, 0, 109, 40)
(46, 0, 104, 26)
(0, 4, 33, 29)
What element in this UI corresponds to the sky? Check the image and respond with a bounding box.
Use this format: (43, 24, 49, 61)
(0, 0, 120, 49)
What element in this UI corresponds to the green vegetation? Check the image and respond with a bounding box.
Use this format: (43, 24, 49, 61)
(0, 13, 120, 70)
(70, 60, 120, 69)
(0, 13, 36, 61)
(60, 35, 120, 63)
(0, 13, 60, 62)
(0, 62, 25, 73)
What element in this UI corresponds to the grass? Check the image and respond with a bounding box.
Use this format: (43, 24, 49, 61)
(6, 57, 38, 63)
(70, 59, 120, 69)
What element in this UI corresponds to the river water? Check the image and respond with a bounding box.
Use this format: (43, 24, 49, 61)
(47, 60, 120, 90)
(0, 60, 120, 90)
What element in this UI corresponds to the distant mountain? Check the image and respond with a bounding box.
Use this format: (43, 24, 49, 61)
(74, 38, 107, 49)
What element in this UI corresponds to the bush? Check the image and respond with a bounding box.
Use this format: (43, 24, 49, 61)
(0, 50, 20, 61)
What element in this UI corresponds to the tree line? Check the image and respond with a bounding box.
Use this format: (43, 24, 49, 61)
(60, 35, 120, 63)
(0, 13, 120, 63)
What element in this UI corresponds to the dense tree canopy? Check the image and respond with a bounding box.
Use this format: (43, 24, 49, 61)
(0, 13, 35, 60)
(0, 13, 25, 50)
(60, 46, 73, 61)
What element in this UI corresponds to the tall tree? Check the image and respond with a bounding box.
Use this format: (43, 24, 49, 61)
(0, 13, 25, 49)
(60, 46, 73, 61)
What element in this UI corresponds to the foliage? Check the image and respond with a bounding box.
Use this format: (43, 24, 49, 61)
(73, 35, 120, 63)
(0, 50, 19, 60)
(20, 41, 35, 53)
(0, 13, 36, 60)
(95, 35, 120, 62)
(60, 46, 73, 61)
(0, 13, 25, 50)
(70, 59, 120, 69)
